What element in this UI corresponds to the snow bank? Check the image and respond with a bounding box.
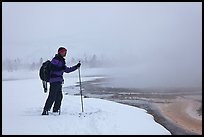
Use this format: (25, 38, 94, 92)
(2, 69, 171, 135)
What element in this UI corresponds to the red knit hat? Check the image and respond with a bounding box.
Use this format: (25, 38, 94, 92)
(58, 47, 67, 54)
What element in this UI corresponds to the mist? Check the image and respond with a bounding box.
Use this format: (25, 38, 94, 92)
(2, 2, 202, 89)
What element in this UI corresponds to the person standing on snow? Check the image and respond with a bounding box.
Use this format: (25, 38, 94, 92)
(42, 47, 81, 115)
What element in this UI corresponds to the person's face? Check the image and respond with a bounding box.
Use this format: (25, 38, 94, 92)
(60, 50, 67, 57)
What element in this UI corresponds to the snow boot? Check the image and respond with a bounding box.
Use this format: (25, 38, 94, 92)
(42, 109, 49, 115)
(52, 109, 58, 113)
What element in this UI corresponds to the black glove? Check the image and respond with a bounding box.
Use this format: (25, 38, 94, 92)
(76, 62, 81, 68)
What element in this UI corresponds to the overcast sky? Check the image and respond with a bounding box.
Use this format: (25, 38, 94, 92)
(2, 2, 202, 88)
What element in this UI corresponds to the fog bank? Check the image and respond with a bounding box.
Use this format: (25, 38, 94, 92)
(2, 2, 202, 89)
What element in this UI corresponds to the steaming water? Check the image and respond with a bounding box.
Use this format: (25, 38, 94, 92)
(97, 66, 202, 91)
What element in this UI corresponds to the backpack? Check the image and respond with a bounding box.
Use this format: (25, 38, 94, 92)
(39, 60, 51, 93)
(39, 60, 51, 82)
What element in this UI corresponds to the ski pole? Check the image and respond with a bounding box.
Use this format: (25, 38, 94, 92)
(78, 61, 84, 113)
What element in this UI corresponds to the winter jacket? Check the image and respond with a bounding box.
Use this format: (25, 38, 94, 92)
(49, 54, 78, 84)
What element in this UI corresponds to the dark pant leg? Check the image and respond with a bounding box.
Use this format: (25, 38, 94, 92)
(53, 84, 63, 111)
(43, 83, 60, 111)
(53, 92, 63, 111)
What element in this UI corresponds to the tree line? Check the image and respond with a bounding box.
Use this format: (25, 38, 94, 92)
(3, 54, 109, 72)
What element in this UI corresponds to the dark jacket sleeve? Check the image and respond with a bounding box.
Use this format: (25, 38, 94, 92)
(64, 65, 78, 73)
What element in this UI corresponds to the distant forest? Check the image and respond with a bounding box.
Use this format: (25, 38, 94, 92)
(3, 54, 110, 72)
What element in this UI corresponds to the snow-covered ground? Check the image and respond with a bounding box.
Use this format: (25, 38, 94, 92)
(2, 68, 171, 135)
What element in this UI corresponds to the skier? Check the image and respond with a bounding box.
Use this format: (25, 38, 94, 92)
(42, 47, 81, 115)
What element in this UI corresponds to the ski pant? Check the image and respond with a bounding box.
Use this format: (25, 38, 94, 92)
(43, 82, 63, 111)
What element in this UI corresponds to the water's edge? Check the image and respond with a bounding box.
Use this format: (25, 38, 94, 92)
(65, 77, 201, 135)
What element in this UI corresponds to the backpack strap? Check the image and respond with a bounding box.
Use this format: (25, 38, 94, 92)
(42, 81, 48, 93)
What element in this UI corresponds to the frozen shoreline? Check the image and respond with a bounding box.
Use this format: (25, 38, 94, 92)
(79, 77, 202, 135)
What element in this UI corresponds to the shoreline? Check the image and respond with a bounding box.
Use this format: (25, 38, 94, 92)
(154, 97, 202, 134)
(78, 77, 202, 135)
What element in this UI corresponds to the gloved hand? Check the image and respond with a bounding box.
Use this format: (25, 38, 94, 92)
(76, 62, 81, 68)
